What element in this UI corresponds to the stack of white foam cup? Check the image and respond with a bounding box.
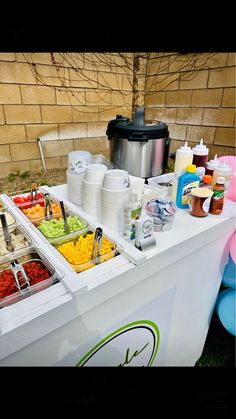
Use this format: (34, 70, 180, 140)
(67, 151, 93, 206)
(101, 169, 131, 234)
(82, 164, 107, 219)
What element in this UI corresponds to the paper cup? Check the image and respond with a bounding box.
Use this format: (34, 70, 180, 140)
(102, 169, 130, 190)
(84, 164, 107, 183)
(101, 186, 131, 203)
(101, 205, 123, 233)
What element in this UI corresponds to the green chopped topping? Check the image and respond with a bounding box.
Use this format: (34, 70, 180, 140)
(38, 215, 86, 238)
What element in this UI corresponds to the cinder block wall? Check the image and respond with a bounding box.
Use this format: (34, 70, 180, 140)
(144, 52, 235, 160)
(0, 53, 133, 177)
(1, 52, 235, 178)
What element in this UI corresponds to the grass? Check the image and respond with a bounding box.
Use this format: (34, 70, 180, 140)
(0, 169, 67, 194)
(196, 311, 235, 367)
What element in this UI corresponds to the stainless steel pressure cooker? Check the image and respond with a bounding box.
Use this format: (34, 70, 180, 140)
(106, 107, 171, 178)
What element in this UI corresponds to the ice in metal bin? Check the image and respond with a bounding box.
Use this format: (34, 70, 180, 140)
(0, 224, 33, 260)
(54, 229, 119, 273)
(0, 249, 61, 308)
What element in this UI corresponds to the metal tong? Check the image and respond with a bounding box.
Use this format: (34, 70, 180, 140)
(59, 200, 70, 234)
(44, 193, 53, 220)
(10, 259, 30, 293)
(0, 213, 14, 252)
(92, 227, 103, 262)
(30, 180, 39, 201)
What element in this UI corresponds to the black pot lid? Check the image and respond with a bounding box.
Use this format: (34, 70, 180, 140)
(106, 107, 169, 141)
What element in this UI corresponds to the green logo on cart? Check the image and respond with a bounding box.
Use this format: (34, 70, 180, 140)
(76, 320, 160, 367)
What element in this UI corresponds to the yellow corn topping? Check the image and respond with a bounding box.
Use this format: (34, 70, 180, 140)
(57, 232, 115, 266)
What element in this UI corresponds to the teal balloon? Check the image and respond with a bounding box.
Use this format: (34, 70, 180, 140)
(222, 254, 236, 289)
(215, 289, 236, 336)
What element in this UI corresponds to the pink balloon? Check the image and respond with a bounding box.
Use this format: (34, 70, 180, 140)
(227, 173, 236, 202)
(218, 155, 236, 171)
(229, 231, 236, 264)
(218, 155, 236, 202)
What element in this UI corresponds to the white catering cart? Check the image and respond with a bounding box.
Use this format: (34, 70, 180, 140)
(0, 184, 235, 366)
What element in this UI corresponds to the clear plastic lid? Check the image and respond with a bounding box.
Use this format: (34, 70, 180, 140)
(192, 138, 209, 156)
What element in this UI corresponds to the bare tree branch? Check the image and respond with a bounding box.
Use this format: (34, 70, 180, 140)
(22, 52, 220, 115)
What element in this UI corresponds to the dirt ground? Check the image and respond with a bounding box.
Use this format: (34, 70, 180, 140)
(0, 158, 175, 195)
(0, 169, 67, 194)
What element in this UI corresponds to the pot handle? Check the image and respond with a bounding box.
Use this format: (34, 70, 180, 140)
(133, 107, 145, 126)
(163, 137, 171, 169)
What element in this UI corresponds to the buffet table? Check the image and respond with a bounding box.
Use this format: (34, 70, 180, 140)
(0, 184, 235, 366)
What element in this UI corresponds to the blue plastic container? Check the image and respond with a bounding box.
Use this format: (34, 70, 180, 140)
(176, 165, 201, 209)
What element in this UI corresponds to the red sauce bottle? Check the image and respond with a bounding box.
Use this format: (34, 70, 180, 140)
(209, 176, 225, 215)
(192, 138, 209, 169)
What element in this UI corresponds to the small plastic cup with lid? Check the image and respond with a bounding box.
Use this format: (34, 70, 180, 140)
(145, 198, 176, 231)
(84, 164, 107, 183)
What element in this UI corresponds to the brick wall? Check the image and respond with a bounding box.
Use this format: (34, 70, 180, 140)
(144, 52, 236, 161)
(0, 53, 133, 177)
(1, 52, 235, 178)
